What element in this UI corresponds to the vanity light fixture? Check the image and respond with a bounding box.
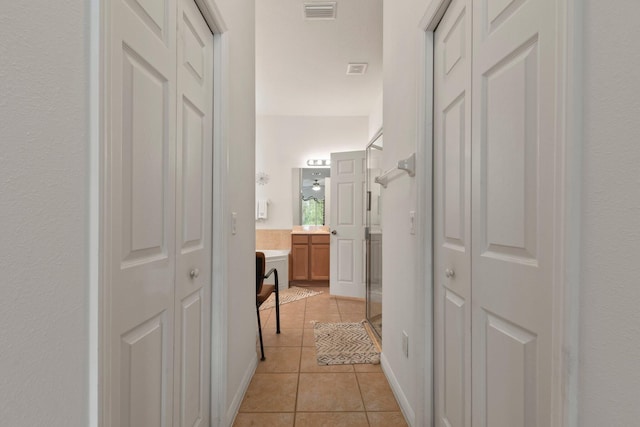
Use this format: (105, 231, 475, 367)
(312, 180, 321, 191)
(306, 159, 331, 167)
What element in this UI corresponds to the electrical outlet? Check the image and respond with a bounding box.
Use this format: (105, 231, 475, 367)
(402, 331, 409, 357)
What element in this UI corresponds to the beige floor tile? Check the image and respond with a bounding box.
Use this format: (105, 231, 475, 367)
(299, 346, 354, 373)
(233, 412, 295, 427)
(266, 311, 304, 329)
(295, 412, 369, 427)
(278, 299, 306, 314)
(302, 328, 316, 347)
(354, 363, 383, 373)
(336, 299, 366, 313)
(259, 308, 272, 324)
(304, 313, 342, 327)
(305, 304, 340, 316)
(305, 292, 334, 303)
(255, 347, 301, 373)
(297, 373, 365, 412)
(261, 328, 303, 347)
(340, 312, 366, 323)
(356, 373, 400, 411)
(239, 373, 298, 412)
(367, 411, 409, 427)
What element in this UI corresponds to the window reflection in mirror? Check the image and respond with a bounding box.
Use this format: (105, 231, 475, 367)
(292, 167, 331, 226)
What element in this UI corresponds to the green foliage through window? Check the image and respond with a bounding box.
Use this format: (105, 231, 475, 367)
(302, 198, 325, 226)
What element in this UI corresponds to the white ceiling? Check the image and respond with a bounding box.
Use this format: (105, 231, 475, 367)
(256, 0, 383, 117)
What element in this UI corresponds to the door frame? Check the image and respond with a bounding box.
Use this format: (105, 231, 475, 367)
(89, 1, 230, 425)
(415, 0, 583, 426)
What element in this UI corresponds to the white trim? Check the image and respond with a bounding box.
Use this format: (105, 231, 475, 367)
(417, 4, 450, 426)
(226, 354, 258, 427)
(88, 0, 106, 425)
(209, 24, 230, 427)
(195, 0, 228, 33)
(381, 353, 415, 427)
(552, 0, 582, 425)
(416, 1, 581, 426)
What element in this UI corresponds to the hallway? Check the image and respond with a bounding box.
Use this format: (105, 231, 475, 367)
(233, 287, 407, 426)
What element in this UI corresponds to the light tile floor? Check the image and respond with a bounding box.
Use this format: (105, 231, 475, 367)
(233, 286, 408, 427)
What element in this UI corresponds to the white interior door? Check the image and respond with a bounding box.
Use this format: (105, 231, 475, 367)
(107, 0, 213, 425)
(330, 150, 366, 298)
(108, 0, 177, 424)
(174, 0, 213, 425)
(471, 0, 556, 424)
(433, 0, 472, 425)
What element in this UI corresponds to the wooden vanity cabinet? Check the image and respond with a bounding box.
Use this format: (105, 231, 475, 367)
(291, 233, 330, 283)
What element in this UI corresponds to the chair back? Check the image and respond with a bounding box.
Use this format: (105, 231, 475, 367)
(256, 252, 266, 295)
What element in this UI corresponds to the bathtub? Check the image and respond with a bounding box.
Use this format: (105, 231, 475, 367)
(257, 249, 290, 290)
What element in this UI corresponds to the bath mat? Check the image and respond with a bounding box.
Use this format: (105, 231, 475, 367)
(313, 320, 381, 365)
(259, 286, 322, 310)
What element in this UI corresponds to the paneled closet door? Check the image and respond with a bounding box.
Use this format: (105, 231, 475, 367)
(107, 0, 213, 426)
(108, 0, 178, 425)
(471, 0, 558, 424)
(174, 0, 214, 425)
(433, 0, 472, 425)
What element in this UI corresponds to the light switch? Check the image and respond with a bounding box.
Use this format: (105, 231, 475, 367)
(409, 211, 416, 235)
(231, 212, 237, 235)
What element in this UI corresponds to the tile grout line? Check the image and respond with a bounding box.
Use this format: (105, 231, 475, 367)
(291, 296, 307, 426)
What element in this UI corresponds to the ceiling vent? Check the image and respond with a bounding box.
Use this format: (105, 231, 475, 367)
(346, 63, 368, 75)
(303, 2, 337, 20)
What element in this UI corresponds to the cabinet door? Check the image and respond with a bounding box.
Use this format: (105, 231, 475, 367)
(310, 244, 330, 280)
(291, 244, 309, 280)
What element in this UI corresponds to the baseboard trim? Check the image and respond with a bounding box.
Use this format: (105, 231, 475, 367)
(225, 353, 258, 426)
(381, 352, 416, 427)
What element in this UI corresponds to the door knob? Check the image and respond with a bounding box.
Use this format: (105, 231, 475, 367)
(190, 268, 200, 279)
(331, 230, 337, 235)
(445, 269, 455, 278)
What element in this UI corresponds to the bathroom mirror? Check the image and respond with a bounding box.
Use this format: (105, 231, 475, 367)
(292, 167, 331, 226)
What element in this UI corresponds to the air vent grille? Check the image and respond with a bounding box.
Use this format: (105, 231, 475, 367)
(346, 63, 368, 75)
(304, 2, 337, 20)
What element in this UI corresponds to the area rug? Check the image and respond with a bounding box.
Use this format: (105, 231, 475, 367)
(259, 286, 323, 310)
(313, 320, 381, 365)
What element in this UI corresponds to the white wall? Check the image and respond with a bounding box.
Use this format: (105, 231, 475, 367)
(210, 0, 258, 423)
(381, 1, 433, 423)
(368, 92, 384, 140)
(0, 1, 89, 425)
(255, 115, 369, 229)
(579, 1, 640, 425)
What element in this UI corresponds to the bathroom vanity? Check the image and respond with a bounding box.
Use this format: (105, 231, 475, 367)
(290, 230, 330, 284)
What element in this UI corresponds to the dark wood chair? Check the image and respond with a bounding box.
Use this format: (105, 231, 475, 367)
(256, 251, 281, 360)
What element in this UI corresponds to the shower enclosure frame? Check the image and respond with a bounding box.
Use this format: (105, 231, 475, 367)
(365, 129, 384, 340)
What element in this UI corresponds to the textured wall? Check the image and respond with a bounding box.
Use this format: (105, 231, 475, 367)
(382, 1, 434, 423)
(206, 0, 260, 423)
(0, 1, 89, 425)
(579, 1, 640, 424)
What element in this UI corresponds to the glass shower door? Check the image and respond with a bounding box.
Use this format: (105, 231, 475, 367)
(366, 132, 383, 339)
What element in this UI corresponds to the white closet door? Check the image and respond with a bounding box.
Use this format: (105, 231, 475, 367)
(174, 0, 214, 426)
(433, 0, 472, 425)
(471, 0, 557, 424)
(108, 0, 177, 425)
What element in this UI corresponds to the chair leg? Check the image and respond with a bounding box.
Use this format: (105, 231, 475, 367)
(256, 301, 265, 361)
(274, 282, 281, 335)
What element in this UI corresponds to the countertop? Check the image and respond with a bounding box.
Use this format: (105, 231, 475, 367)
(291, 226, 330, 234)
